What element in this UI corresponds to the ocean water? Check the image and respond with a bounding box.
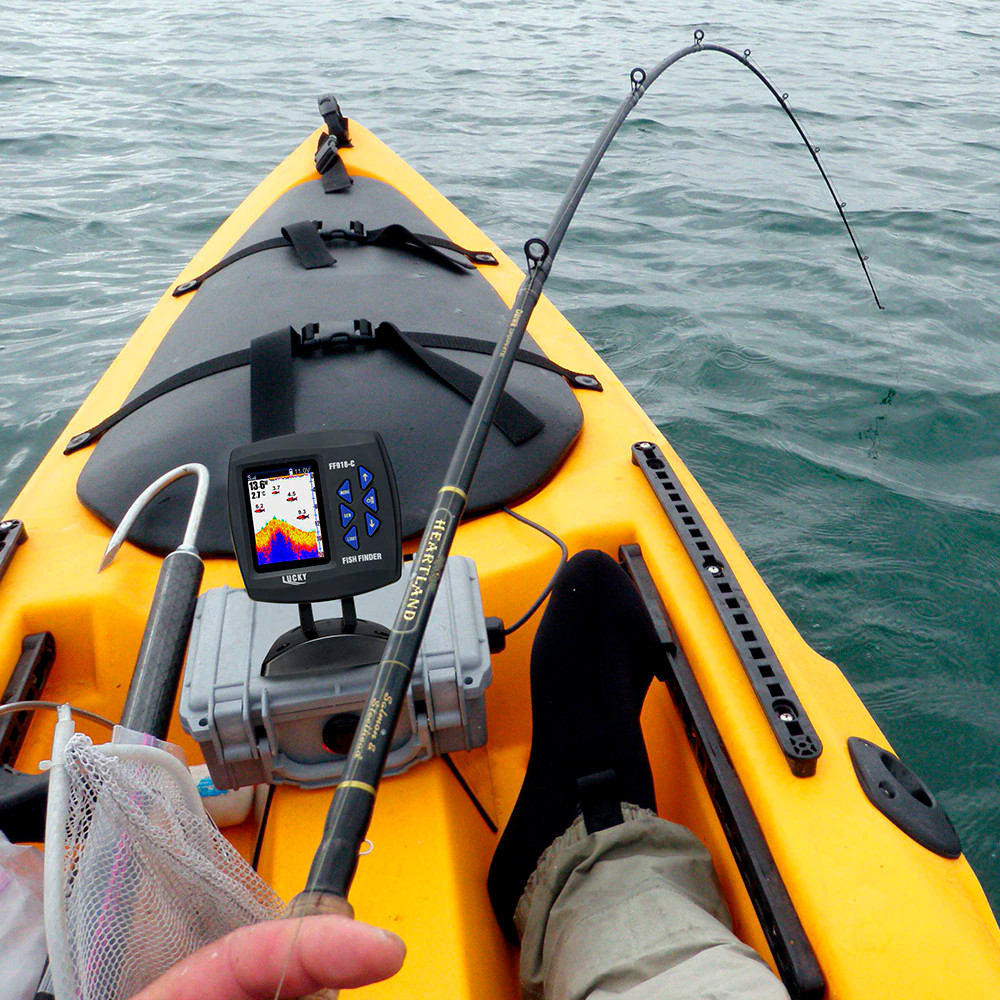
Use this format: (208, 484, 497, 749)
(2, 1, 998, 909)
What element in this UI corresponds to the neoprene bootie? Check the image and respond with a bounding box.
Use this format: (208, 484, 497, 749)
(487, 549, 660, 941)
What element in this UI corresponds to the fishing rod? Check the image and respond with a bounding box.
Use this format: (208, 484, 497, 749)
(285, 29, 882, 927)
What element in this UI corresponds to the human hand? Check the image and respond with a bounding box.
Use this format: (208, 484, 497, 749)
(130, 915, 405, 1000)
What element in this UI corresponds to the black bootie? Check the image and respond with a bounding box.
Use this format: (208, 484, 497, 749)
(487, 549, 660, 941)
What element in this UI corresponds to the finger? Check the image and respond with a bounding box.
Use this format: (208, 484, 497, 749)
(131, 915, 406, 1000)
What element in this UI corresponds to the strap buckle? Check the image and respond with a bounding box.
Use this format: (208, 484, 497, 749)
(315, 133, 343, 176)
(317, 94, 351, 147)
(293, 319, 377, 355)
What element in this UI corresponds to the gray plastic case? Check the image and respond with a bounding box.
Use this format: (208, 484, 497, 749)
(179, 556, 491, 789)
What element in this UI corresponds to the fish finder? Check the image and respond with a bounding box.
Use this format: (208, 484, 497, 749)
(229, 429, 403, 675)
(229, 429, 402, 605)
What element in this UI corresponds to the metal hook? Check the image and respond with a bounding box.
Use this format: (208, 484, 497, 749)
(99, 463, 210, 570)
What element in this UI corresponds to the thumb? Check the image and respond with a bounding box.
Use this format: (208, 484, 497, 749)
(130, 915, 405, 1000)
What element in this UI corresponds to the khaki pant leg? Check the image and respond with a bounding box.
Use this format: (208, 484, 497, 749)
(515, 805, 790, 1000)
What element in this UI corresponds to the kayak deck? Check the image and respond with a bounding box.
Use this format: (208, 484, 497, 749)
(2, 121, 999, 998)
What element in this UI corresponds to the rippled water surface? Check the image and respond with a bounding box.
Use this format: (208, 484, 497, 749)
(3, 1, 999, 907)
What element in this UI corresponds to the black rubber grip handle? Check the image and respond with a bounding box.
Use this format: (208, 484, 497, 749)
(120, 549, 204, 740)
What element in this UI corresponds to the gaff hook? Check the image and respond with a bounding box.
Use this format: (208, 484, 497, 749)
(100, 463, 209, 569)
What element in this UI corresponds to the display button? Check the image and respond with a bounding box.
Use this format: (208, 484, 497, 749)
(365, 512, 380, 537)
(339, 503, 354, 528)
(337, 479, 353, 503)
(358, 465, 374, 491)
(344, 525, 359, 550)
(362, 486, 378, 512)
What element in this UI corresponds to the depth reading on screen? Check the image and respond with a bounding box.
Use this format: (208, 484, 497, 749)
(244, 462, 328, 569)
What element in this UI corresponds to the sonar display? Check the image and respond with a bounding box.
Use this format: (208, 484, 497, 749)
(246, 463, 326, 568)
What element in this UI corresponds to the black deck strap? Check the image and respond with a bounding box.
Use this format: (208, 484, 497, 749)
(409, 331, 602, 391)
(342, 221, 497, 270)
(64, 348, 251, 453)
(172, 237, 289, 296)
(281, 221, 336, 270)
(413, 233, 498, 267)
(250, 328, 296, 441)
(173, 229, 321, 297)
(348, 222, 475, 272)
(64, 321, 548, 455)
(172, 220, 497, 299)
(376, 322, 543, 445)
(577, 769, 625, 834)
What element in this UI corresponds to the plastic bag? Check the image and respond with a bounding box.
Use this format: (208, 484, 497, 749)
(0, 831, 46, 1000)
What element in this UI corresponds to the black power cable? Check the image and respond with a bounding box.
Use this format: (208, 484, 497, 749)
(501, 508, 568, 637)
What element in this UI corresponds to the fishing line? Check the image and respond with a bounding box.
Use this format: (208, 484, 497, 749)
(271, 912, 307, 1000)
(734, 47, 902, 460)
(859, 284, 902, 462)
(442, 753, 498, 833)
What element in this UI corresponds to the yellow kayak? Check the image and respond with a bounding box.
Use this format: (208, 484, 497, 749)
(2, 95, 999, 1000)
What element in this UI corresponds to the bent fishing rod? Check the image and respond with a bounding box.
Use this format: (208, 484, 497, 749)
(286, 29, 881, 925)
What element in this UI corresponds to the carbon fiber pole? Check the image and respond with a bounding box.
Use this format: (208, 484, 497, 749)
(119, 549, 204, 740)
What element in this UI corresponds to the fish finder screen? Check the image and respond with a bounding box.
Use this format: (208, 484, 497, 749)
(244, 462, 328, 570)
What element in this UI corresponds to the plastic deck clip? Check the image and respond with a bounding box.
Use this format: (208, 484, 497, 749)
(0, 519, 27, 585)
(0, 632, 56, 766)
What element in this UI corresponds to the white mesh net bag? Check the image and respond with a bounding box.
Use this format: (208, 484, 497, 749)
(44, 708, 283, 1000)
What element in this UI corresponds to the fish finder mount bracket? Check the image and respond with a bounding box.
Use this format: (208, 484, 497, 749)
(228, 429, 402, 674)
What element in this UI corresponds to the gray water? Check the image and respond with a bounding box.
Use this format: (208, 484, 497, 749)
(3, 1, 999, 911)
